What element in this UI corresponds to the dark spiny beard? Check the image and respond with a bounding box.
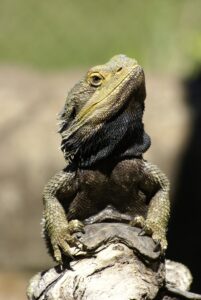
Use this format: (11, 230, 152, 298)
(61, 98, 151, 169)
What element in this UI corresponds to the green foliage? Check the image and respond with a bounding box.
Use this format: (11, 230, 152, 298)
(0, 0, 200, 73)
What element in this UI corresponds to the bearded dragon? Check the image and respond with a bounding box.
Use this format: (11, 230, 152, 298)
(42, 55, 170, 263)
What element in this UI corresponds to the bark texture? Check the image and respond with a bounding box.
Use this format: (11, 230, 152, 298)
(27, 223, 201, 300)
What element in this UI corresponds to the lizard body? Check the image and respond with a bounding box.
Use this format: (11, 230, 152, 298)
(42, 55, 170, 263)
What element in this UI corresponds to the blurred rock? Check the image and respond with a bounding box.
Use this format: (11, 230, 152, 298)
(0, 271, 31, 300)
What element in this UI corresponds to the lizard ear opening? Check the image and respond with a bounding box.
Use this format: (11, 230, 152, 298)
(71, 107, 76, 119)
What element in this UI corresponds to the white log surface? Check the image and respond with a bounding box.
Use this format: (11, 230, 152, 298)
(27, 223, 201, 300)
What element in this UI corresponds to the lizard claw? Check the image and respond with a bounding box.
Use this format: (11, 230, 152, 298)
(138, 228, 146, 236)
(153, 240, 161, 252)
(50, 219, 87, 263)
(130, 215, 167, 252)
(130, 216, 152, 236)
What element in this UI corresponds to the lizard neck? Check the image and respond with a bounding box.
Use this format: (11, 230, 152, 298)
(67, 103, 151, 169)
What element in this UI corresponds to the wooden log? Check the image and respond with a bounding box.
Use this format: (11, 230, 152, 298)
(27, 223, 201, 300)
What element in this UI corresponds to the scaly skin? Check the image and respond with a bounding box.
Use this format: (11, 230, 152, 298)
(42, 171, 86, 262)
(42, 55, 170, 263)
(131, 161, 170, 251)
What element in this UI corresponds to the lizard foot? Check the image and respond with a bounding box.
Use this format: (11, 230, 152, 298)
(130, 215, 167, 252)
(50, 219, 87, 263)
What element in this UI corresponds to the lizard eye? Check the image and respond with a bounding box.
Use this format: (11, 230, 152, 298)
(88, 73, 104, 87)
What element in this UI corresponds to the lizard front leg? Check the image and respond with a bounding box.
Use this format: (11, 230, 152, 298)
(42, 170, 86, 263)
(131, 160, 170, 252)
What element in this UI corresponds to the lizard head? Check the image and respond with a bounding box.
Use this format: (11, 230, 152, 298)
(59, 54, 150, 167)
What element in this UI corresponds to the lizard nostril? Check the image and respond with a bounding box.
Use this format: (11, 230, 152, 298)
(117, 67, 122, 72)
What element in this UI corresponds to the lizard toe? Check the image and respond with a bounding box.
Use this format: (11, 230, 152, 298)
(130, 215, 146, 228)
(68, 219, 85, 234)
(53, 244, 62, 263)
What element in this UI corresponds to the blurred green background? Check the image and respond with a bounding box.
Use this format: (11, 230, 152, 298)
(0, 0, 201, 73)
(1, 1, 201, 299)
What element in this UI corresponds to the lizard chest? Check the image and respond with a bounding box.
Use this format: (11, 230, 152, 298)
(67, 159, 147, 221)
